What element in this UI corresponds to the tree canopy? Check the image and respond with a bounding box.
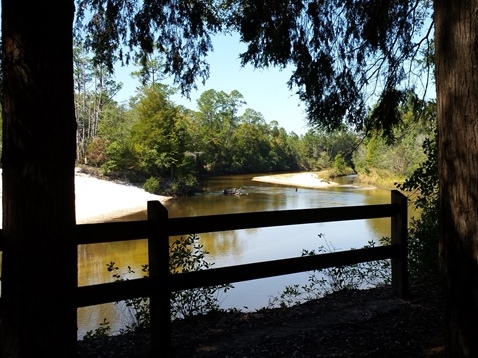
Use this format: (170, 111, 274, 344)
(75, 0, 434, 138)
(74, 0, 227, 93)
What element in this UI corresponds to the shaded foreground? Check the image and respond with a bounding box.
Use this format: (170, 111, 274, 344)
(78, 279, 444, 357)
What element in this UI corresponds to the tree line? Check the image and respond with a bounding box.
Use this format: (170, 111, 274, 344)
(74, 50, 434, 196)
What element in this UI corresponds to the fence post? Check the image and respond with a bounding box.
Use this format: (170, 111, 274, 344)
(391, 190, 408, 298)
(147, 200, 172, 356)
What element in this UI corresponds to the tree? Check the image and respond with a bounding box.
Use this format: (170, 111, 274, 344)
(1, 1, 225, 357)
(129, 85, 187, 179)
(235, 1, 433, 136)
(130, 50, 168, 87)
(233, 112, 272, 172)
(435, 2, 478, 356)
(1, 1, 77, 357)
(96, 103, 137, 172)
(194, 89, 246, 173)
(74, 44, 123, 162)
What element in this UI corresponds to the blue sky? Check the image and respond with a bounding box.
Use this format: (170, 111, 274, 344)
(114, 31, 436, 137)
(114, 34, 311, 136)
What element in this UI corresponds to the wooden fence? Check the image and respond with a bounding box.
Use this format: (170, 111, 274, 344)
(74, 190, 408, 356)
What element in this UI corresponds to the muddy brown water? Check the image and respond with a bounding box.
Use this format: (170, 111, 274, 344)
(77, 174, 417, 338)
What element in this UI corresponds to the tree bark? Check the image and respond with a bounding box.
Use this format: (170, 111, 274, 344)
(0, 1, 77, 357)
(435, 1, 478, 356)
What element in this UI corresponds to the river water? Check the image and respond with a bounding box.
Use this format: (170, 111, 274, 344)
(77, 174, 413, 338)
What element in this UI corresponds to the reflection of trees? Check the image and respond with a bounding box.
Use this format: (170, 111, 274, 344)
(366, 218, 391, 240)
(360, 190, 391, 240)
(361, 188, 420, 241)
(169, 228, 258, 267)
(78, 240, 148, 286)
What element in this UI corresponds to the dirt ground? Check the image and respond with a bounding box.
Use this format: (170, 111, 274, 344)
(78, 278, 445, 357)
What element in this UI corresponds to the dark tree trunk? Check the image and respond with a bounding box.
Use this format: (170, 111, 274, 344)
(435, 1, 478, 357)
(0, 1, 77, 357)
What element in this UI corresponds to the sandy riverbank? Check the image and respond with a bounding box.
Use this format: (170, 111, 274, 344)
(74, 172, 171, 224)
(0, 170, 171, 226)
(252, 172, 338, 189)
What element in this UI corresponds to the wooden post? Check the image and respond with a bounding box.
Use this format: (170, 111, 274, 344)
(391, 190, 408, 297)
(147, 201, 172, 356)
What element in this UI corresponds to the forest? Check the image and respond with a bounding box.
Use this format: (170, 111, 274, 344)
(72, 46, 436, 196)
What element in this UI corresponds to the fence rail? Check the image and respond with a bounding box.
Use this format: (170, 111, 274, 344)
(73, 190, 408, 356)
(0, 190, 407, 356)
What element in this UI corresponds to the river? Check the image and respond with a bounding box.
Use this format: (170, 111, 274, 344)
(77, 174, 414, 338)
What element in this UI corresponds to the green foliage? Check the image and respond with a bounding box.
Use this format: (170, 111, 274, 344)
(406, 203, 439, 281)
(105, 262, 151, 332)
(130, 85, 188, 178)
(397, 131, 438, 211)
(143, 176, 161, 194)
(332, 153, 347, 172)
(188, 88, 300, 174)
(353, 96, 433, 186)
(97, 104, 138, 173)
(101, 140, 136, 174)
(75, 2, 227, 96)
(76, 0, 432, 138)
(169, 234, 233, 319)
(397, 127, 439, 280)
(84, 83, 328, 193)
(234, 1, 432, 136)
(268, 236, 391, 308)
(83, 318, 111, 340)
(76, 80, 436, 197)
(97, 234, 233, 336)
(167, 175, 199, 196)
(295, 128, 360, 171)
(143, 174, 198, 197)
(193, 89, 246, 173)
(326, 153, 355, 178)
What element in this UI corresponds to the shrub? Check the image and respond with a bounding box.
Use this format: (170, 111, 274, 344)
(143, 175, 199, 197)
(169, 234, 233, 319)
(83, 318, 111, 340)
(84, 137, 109, 167)
(268, 235, 391, 308)
(94, 234, 233, 336)
(396, 131, 439, 282)
(143, 176, 161, 194)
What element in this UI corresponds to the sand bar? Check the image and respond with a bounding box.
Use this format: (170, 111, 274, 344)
(0, 170, 171, 227)
(252, 172, 338, 189)
(75, 172, 171, 224)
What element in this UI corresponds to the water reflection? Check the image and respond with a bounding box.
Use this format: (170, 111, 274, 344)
(77, 174, 412, 337)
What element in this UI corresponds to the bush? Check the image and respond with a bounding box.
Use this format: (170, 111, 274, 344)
(169, 234, 233, 319)
(90, 234, 234, 337)
(143, 175, 199, 197)
(84, 137, 109, 167)
(143, 176, 161, 194)
(396, 131, 439, 282)
(268, 235, 391, 308)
